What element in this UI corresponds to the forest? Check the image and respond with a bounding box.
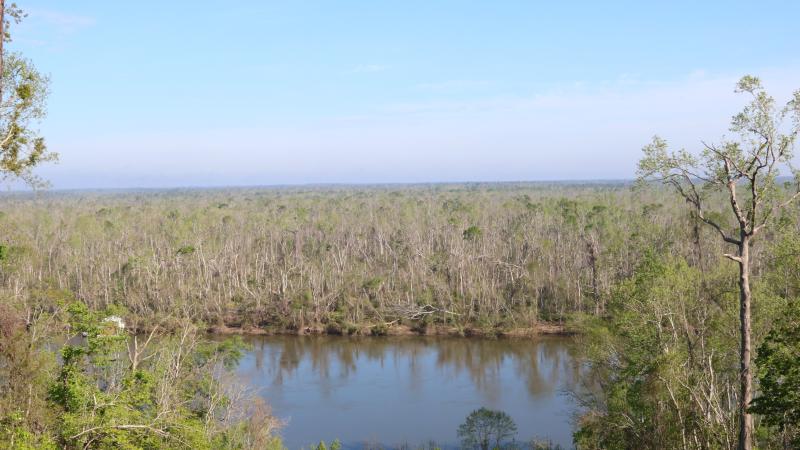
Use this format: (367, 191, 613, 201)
(1, 177, 800, 448)
(1, 1, 799, 449)
(0, 182, 686, 334)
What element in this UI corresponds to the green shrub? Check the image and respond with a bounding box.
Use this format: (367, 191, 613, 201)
(462, 225, 482, 241)
(176, 245, 196, 255)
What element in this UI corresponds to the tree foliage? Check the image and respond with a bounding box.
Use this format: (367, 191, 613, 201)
(0, 298, 285, 450)
(750, 300, 800, 446)
(458, 407, 517, 450)
(574, 254, 742, 449)
(637, 75, 800, 450)
(0, 4, 57, 187)
(638, 76, 800, 247)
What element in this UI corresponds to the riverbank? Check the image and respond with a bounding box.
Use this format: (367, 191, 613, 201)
(206, 321, 573, 338)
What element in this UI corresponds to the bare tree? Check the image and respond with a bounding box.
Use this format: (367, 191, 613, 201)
(637, 75, 800, 450)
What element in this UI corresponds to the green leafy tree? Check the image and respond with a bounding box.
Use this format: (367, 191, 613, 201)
(457, 407, 517, 450)
(750, 300, 800, 447)
(47, 302, 280, 449)
(637, 75, 800, 450)
(0, 0, 57, 187)
(0, 302, 58, 449)
(573, 253, 742, 449)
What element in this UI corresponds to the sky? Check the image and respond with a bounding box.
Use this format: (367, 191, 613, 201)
(7, 0, 800, 189)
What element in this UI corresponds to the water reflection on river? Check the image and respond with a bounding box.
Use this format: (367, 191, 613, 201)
(235, 335, 580, 449)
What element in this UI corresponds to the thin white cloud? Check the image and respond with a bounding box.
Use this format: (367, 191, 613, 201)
(381, 68, 800, 119)
(27, 8, 96, 34)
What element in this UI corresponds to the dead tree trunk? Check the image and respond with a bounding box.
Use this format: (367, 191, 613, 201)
(737, 235, 753, 450)
(585, 237, 600, 315)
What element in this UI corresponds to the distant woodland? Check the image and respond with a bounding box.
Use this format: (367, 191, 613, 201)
(0, 183, 730, 333)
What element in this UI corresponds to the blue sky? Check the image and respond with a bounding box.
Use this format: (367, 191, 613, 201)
(8, 0, 800, 188)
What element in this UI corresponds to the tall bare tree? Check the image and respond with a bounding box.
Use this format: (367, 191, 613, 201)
(637, 75, 800, 450)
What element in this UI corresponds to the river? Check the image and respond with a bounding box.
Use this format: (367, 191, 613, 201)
(233, 335, 580, 449)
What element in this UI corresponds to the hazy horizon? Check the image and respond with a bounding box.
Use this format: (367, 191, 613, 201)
(9, 0, 800, 189)
(0, 178, 638, 195)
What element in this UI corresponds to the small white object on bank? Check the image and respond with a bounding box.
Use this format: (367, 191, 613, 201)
(102, 316, 126, 330)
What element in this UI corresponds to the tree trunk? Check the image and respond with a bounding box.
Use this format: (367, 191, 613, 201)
(586, 238, 600, 315)
(737, 236, 754, 450)
(691, 215, 704, 270)
(0, 0, 5, 105)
